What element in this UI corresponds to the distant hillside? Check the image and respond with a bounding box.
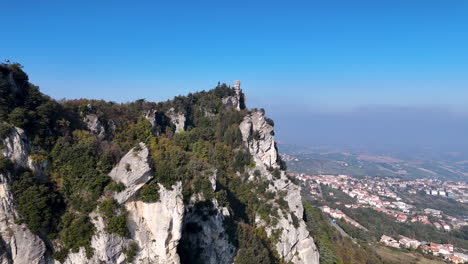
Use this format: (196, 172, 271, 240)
(279, 144, 468, 181)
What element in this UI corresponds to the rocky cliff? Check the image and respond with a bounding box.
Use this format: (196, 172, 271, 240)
(0, 64, 318, 264)
(125, 183, 184, 264)
(0, 128, 47, 264)
(108, 143, 153, 204)
(240, 111, 319, 264)
(179, 172, 236, 264)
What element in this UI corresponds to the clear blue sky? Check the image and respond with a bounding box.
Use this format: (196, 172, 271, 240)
(2, 0, 468, 150)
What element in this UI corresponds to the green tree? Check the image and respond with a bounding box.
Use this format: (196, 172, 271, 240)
(12, 171, 63, 233)
(8, 107, 30, 128)
(234, 223, 273, 264)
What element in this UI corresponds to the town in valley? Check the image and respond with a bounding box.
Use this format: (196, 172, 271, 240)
(292, 172, 468, 263)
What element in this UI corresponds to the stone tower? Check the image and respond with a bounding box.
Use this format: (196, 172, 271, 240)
(234, 80, 241, 94)
(222, 80, 244, 110)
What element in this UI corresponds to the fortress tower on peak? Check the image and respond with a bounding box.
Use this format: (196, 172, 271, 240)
(234, 80, 241, 93)
(222, 80, 244, 110)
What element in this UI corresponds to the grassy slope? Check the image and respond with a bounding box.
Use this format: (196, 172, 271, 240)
(372, 245, 445, 264)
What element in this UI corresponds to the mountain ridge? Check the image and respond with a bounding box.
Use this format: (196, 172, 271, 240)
(0, 63, 319, 264)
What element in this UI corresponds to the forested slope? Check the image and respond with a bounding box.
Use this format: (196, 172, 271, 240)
(0, 63, 318, 264)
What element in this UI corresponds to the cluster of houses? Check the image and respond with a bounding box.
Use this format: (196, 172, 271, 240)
(291, 173, 468, 231)
(398, 178, 468, 202)
(369, 206, 452, 231)
(380, 235, 420, 249)
(372, 206, 410, 223)
(288, 173, 468, 263)
(380, 235, 468, 263)
(292, 173, 468, 202)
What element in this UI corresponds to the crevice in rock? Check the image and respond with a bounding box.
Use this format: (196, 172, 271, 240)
(0, 236, 13, 264)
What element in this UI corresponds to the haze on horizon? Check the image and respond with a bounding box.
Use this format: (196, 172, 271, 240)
(2, 0, 467, 153)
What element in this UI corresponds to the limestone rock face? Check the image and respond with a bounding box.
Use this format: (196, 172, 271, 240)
(144, 109, 158, 135)
(56, 148, 184, 264)
(59, 212, 127, 264)
(248, 167, 319, 264)
(222, 96, 240, 110)
(265, 171, 319, 264)
(180, 173, 236, 264)
(240, 111, 279, 168)
(59, 183, 184, 264)
(249, 170, 319, 264)
(167, 108, 186, 133)
(0, 129, 48, 264)
(2, 127, 30, 168)
(181, 199, 235, 264)
(90, 212, 127, 264)
(59, 248, 88, 264)
(241, 110, 320, 264)
(125, 182, 184, 264)
(1, 127, 47, 180)
(109, 143, 153, 204)
(0, 96, 317, 264)
(83, 114, 106, 139)
(0, 173, 48, 264)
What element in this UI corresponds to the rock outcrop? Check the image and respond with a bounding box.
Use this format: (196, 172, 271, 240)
(0, 80, 319, 264)
(222, 96, 241, 110)
(2, 127, 30, 168)
(167, 108, 186, 133)
(59, 212, 128, 264)
(1, 127, 47, 180)
(241, 110, 319, 264)
(91, 212, 127, 263)
(180, 173, 236, 264)
(262, 171, 319, 264)
(109, 143, 153, 204)
(0, 172, 48, 264)
(0, 128, 48, 264)
(125, 182, 184, 264)
(64, 106, 317, 264)
(60, 148, 183, 264)
(222, 81, 243, 110)
(240, 111, 279, 168)
(144, 109, 158, 135)
(83, 114, 106, 139)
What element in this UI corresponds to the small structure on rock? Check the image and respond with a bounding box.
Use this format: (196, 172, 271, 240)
(222, 80, 245, 111)
(234, 80, 241, 93)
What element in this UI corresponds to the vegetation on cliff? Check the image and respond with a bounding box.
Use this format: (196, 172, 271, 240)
(0, 63, 290, 263)
(303, 201, 384, 264)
